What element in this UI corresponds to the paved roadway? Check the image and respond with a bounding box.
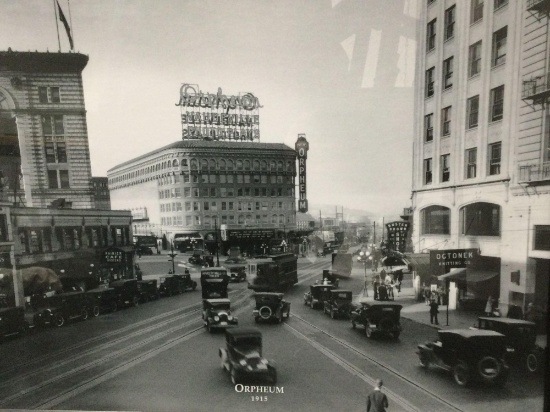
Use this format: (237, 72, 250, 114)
(0, 254, 544, 412)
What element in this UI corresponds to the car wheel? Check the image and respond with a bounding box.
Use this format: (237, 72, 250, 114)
(526, 352, 539, 373)
(132, 296, 139, 307)
(365, 327, 373, 338)
(351, 320, 356, 329)
(81, 308, 89, 321)
(92, 305, 101, 317)
(477, 356, 501, 381)
(453, 360, 471, 387)
(54, 313, 65, 328)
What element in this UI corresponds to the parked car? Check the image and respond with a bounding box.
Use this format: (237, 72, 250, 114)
(219, 328, 277, 384)
(323, 289, 353, 319)
(350, 302, 402, 339)
(303, 284, 335, 309)
(137, 279, 160, 302)
(321, 269, 339, 288)
(189, 249, 214, 266)
(32, 291, 89, 328)
(202, 298, 238, 333)
(135, 245, 153, 256)
(472, 317, 545, 373)
(0, 298, 28, 340)
(110, 279, 141, 308)
(253, 292, 290, 323)
(417, 329, 510, 387)
(173, 273, 197, 291)
(158, 276, 182, 297)
(85, 287, 119, 316)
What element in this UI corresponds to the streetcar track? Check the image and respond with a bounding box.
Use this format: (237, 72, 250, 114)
(288, 313, 464, 412)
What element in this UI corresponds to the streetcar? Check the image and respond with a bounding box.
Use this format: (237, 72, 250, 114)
(247, 252, 298, 292)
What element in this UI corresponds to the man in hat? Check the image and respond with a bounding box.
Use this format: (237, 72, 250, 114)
(366, 379, 388, 412)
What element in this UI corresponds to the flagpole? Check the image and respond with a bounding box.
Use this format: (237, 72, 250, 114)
(67, 0, 74, 51)
(53, 0, 61, 52)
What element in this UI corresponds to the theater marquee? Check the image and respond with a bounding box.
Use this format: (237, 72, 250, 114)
(295, 134, 309, 213)
(176, 83, 261, 142)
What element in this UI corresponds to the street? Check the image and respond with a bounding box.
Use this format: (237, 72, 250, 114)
(0, 255, 544, 412)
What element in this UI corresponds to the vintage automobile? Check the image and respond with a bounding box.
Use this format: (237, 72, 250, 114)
(417, 329, 510, 387)
(323, 289, 353, 319)
(226, 265, 247, 283)
(253, 292, 290, 323)
(303, 284, 335, 309)
(158, 276, 182, 297)
(32, 291, 89, 327)
(219, 328, 277, 385)
(85, 287, 119, 315)
(350, 302, 402, 339)
(188, 249, 214, 266)
(110, 279, 141, 308)
(137, 279, 160, 302)
(173, 273, 198, 291)
(0, 298, 28, 340)
(201, 268, 229, 299)
(472, 317, 545, 373)
(135, 245, 154, 256)
(202, 298, 238, 332)
(321, 269, 339, 288)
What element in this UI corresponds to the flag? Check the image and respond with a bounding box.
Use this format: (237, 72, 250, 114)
(56, 0, 74, 50)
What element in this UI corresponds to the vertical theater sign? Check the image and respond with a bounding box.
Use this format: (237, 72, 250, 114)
(176, 83, 261, 141)
(295, 134, 309, 213)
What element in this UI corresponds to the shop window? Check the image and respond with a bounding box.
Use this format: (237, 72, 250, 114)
(421, 206, 450, 235)
(460, 202, 500, 236)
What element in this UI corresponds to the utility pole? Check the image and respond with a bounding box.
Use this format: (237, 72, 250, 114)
(373, 221, 376, 245)
(168, 242, 177, 274)
(214, 217, 220, 267)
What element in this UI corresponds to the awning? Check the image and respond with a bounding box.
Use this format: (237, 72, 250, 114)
(438, 268, 499, 283)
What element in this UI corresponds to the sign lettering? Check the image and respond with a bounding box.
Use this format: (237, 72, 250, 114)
(295, 134, 309, 213)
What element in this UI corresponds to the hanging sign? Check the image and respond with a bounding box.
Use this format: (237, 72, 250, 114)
(295, 134, 309, 213)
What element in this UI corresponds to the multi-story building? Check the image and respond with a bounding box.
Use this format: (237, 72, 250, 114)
(108, 140, 297, 254)
(91, 177, 111, 210)
(411, 0, 549, 314)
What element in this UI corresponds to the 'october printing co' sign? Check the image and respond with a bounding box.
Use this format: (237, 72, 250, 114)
(295, 134, 309, 213)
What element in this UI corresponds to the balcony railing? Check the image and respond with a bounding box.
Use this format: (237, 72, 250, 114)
(522, 73, 550, 103)
(527, 0, 550, 14)
(519, 162, 550, 184)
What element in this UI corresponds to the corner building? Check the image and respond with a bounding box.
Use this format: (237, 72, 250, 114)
(412, 1, 549, 314)
(108, 140, 297, 254)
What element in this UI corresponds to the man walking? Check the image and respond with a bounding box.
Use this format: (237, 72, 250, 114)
(429, 298, 439, 325)
(366, 379, 388, 412)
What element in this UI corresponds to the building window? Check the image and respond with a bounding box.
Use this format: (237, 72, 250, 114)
(471, 0, 483, 24)
(425, 67, 435, 98)
(467, 95, 479, 129)
(44, 141, 67, 163)
(534, 226, 550, 251)
(441, 106, 451, 137)
(442, 57, 453, 90)
(42, 115, 64, 136)
(444, 6, 455, 40)
(465, 148, 477, 179)
(490, 85, 504, 122)
(426, 19, 436, 51)
(460, 202, 500, 236)
(545, 109, 550, 162)
(48, 170, 69, 189)
(59, 170, 70, 188)
(492, 26, 507, 67)
(421, 206, 450, 235)
(468, 41, 482, 77)
(38, 86, 60, 103)
(425, 114, 433, 142)
(441, 154, 450, 182)
(494, 0, 507, 10)
(424, 158, 433, 185)
(488, 142, 501, 175)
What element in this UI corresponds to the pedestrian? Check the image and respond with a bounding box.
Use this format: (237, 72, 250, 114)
(429, 299, 439, 325)
(485, 295, 494, 316)
(424, 285, 431, 305)
(366, 379, 388, 412)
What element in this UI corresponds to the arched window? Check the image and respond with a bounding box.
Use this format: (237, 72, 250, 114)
(219, 159, 226, 170)
(270, 160, 276, 171)
(277, 161, 283, 171)
(209, 159, 216, 170)
(201, 159, 208, 170)
(460, 202, 500, 236)
(246, 214, 252, 224)
(253, 160, 260, 171)
(236, 160, 243, 170)
(190, 159, 198, 170)
(272, 214, 278, 224)
(421, 206, 450, 235)
(279, 214, 284, 224)
(172, 159, 179, 167)
(238, 215, 245, 224)
(286, 160, 293, 172)
(261, 160, 267, 171)
(227, 159, 234, 171)
(244, 160, 251, 170)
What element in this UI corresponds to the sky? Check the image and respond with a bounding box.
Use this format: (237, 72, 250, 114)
(0, 0, 418, 220)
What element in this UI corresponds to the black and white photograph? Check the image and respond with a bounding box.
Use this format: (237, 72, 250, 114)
(0, 1, 548, 411)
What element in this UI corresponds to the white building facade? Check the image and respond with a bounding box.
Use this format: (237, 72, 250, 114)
(412, 0, 549, 313)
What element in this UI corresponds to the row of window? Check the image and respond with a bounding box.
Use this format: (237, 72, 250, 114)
(424, 85, 503, 141)
(160, 200, 294, 213)
(18, 226, 130, 255)
(110, 157, 295, 185)
(423, 142, 501, 184)
(160, 214, 295, 227)
(421, 203, 500, 236)
(158, 186, 294, 200)
(158, 173, 293, 186)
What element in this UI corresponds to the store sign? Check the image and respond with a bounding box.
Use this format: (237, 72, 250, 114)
(295, 134, 309, 213)
(227, 229, 274, 240)
(177, 84, 261, 142)
(385, 221, 409, 253)
(103, 248, 124, 263)
(430, 248, 479, 274)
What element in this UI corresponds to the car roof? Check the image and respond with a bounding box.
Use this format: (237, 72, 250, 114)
(311, 284, 334, 289)
(439, 329, 505, 338)
(478, 317, 536, 326)
(361, 301, 403, 309)
(331, 289, 352, 293)
(204, 298, 231, 304)
(255, 292, 284, 298)
(226, 327, 262, 339)
(201, 268, 227, 273)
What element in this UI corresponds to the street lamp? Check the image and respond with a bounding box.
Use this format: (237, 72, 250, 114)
(359, 250, 371, 297)
(168, 241, 178, 274)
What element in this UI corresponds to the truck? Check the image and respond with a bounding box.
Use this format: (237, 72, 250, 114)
(248, 252, 298, 292)
(200, 267, 229, 299)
